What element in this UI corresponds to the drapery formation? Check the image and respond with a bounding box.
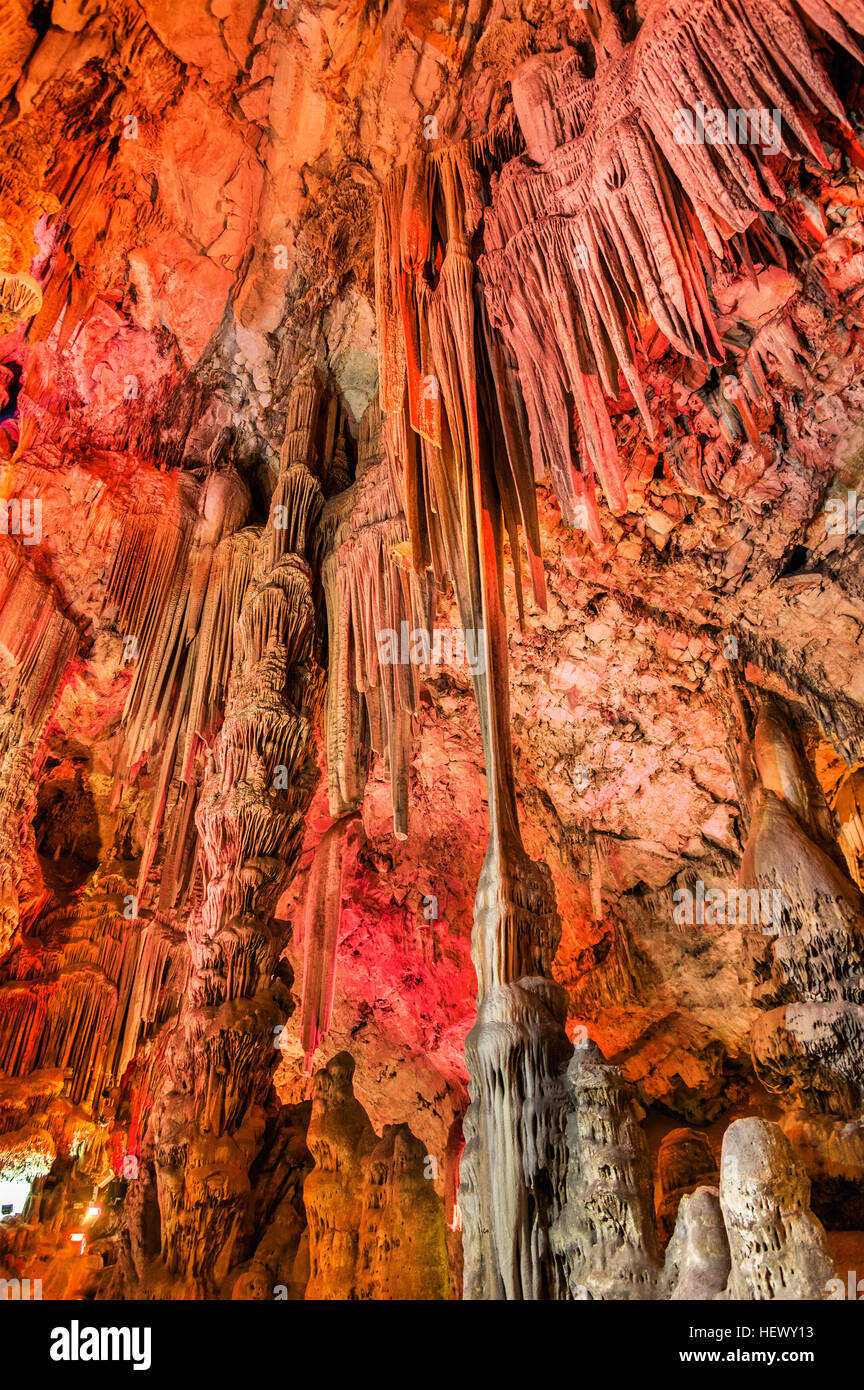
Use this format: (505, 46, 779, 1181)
(2, 0, 864, 1306)
(144, 377, 324, 1292)
(0, 547, 77, 958)
(106, 435, 253, 906)
(321, 399, 433, 839)
(481, 0, 864, 541)
(370, 0, 864, 1299)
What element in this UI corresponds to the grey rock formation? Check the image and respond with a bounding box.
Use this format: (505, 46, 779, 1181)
(663, 1187, 731, 1302)
(719, 1118, 834, 1301)
(551, 1041, 662, 1300)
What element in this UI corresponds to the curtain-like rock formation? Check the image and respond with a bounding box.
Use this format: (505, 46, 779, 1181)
(2, 0, 864, 1309)
(145, 377, 324, 1293)
(321, 399, 432, 838)
(482, 0, 864, 540)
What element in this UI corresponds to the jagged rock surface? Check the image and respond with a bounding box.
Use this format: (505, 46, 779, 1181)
(1, 0, 864, 1304)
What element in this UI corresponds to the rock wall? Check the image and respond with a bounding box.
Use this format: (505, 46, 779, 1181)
(1, 0, 864, 1302)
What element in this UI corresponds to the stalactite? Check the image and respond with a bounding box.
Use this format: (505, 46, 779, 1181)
(0, 1118, 54, 1188)
(377, 128, 570, 1303)
(320, 397, 432, 837)
(145, 374, 324, 1293)
(480, 0, 863, 540)
(740, 704, 864, 1117)
(368, 0, 864, 1302)
(0, 857, 188, 1235)
(0, 548, 78, 960)
(0, 551, 78, 739)
(1, 0, 863, 1309)
(106, 443, 252, 903)
(299, 814, 362, 1075)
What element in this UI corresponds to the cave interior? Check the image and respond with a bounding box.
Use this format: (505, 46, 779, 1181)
(2, 0, 864, 1305)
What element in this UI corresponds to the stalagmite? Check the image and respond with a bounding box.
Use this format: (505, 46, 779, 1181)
(230, 1101, 312, 1301)
(304, 1052, 376, 1301)
(719, 1117, 835, 1300)
(355, 1124, 450, 1300)
(146, 375, 324, 1292)
(304, 1052, 450, 1301)
(368, 0, 864, 1302)
(741, 705, 864, 1116)
(551, 1042, 662, 1300)
(662, 1187, 731, 1301)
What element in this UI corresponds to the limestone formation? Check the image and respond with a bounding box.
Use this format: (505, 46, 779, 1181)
(662, 1187, 731, 1301)
(719, 1117, 835, 1300)
(320, 399, 432, 838)
(656, 1127, 720, 1245)
(147, 377, 324, 1292)
(355, 1123, 450, 1301)
(304, 1052, 449, 1301)
(304, 1052, 377, 1301)
(1, 0, 864, 1309)
(551, 1041, 662, 1300)
(741, 705, 864, 1117)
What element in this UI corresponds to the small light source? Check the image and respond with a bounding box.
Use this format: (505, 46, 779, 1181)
(69, 1232, 86, 1252)
(85, 1205, 101, 1221)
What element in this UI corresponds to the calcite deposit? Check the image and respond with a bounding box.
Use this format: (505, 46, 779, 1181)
(1, 0, 864, 1304)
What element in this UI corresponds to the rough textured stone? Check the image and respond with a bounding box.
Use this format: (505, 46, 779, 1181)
(1, 0, 864, 1304)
